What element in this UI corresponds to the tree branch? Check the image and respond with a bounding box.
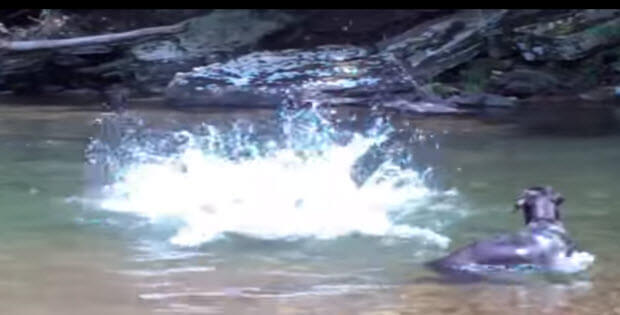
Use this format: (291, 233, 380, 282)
(0, 20, 189, 51)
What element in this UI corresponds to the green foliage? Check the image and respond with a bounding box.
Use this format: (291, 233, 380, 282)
(460, 64, 491, 93)
(552, 23, 577, 36)
(579, 60, 603, 87)
(428, 82, 460, 97)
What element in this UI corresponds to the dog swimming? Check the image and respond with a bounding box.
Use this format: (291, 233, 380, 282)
(428, 186, 595, 276)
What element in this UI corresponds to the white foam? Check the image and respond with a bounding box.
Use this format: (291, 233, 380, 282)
(98, 130, 452, 248)
(549, 251, 596, 273)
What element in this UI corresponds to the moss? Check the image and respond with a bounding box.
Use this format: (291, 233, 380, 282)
(428, 82, 460, 97)
(460, 64, 491, 93)
(578, 61, 604, 87)
(552, 23, 577, 36)
(457, 58, 513, 93)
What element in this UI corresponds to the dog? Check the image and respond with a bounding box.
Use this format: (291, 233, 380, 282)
(427, 186, 594, 276)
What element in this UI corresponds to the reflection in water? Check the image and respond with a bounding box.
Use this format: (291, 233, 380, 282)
(515, 103, 619, 136)
(396, 280, 594, 315)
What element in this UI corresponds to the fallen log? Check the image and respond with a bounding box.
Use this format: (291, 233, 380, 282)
(0, 20, 188, 51)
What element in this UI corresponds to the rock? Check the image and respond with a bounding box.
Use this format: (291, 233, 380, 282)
(130, 40, 186, 62)
(258, 10, 454, 50)
(102, 84, 130, 111)
(578, 86, 620, 102)
(123, 10, 298, 94)
(377, 9, 508, 81)
(165, 43, 465, 114)
(51, 54, 90, 66)
(0, 51, 50, 75)
(448, 92, 518, 108)
(489, 68, 562, 96)
(57, 44, 113, 55)
(426, 82, 461, 98)
(51, 88, 101, 101)
(11, 8, 620, 109)
(513, 9, 620, 61)
(146, 10, 295, 61)
(456, 57, 515, 93)
(382, 99, 467, 114)
(0, 10, 299, 96)
(40, 85, 65, 93)
(503, 10, 575, 28)
(166, 45, 424, 108)
(131, 59, 202, 95)
(165, 10, 512, 114)
(486, 32, 516, 59)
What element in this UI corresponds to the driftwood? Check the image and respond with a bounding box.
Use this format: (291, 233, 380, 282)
(0, 20, 188, 51)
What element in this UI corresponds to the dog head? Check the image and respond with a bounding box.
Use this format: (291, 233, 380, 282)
(514, 186, 564, 225)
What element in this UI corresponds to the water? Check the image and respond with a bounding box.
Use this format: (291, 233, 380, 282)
(1, 104, 619, 314)
(86, 107, 454, 247)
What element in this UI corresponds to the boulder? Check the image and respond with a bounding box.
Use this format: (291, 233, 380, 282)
(0, 10, 298, 94)
(489, 68, 562, 96)
(166, 45, 418, 108)
(513, 9, 620, 61)
(165, 10, 511, 113)
(377, 9, 508, 81)
(258, 10, 454, 50)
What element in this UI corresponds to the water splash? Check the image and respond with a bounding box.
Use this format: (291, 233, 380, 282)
(85, 107, 456, 248)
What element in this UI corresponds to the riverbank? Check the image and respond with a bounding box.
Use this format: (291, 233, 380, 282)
(2, 10, 620, 115)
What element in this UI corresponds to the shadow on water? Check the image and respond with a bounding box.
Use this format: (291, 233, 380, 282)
(513, 102, 620, 137)
(418, 260, 594, 286)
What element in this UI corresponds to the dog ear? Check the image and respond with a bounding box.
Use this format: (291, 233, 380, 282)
(554, 195, 565, 205)
(514, 197, 526, 212)
(514, 189, 530, 212)
(514, 188, 536, 221)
